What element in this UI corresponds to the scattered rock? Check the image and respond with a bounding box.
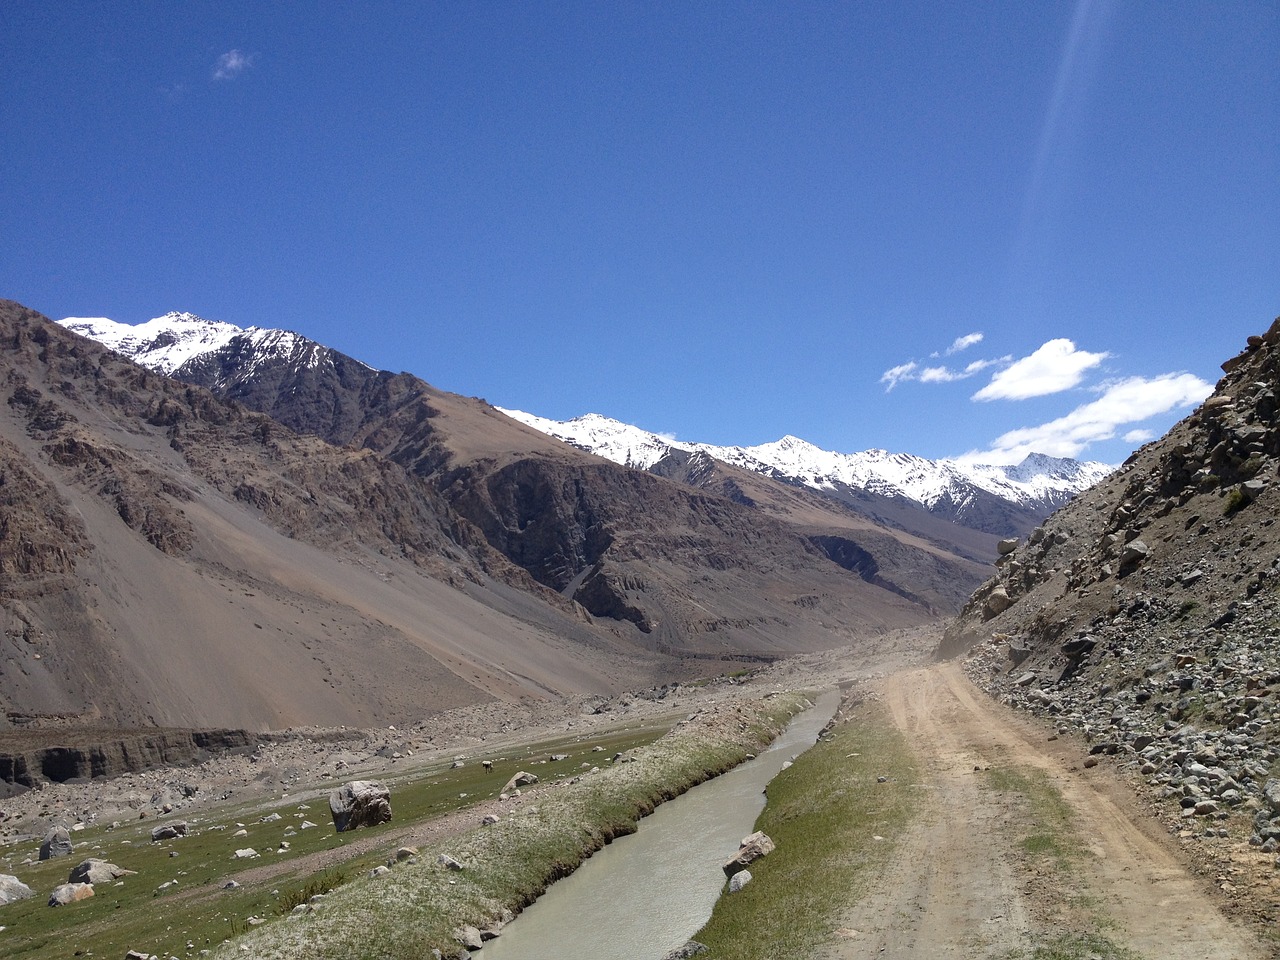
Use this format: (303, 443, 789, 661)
(728, 869, 752, 892)
(660, 942, 708, 960)
(150, 821, 188, 842)
(48, 882, 94, 906)
(38, 825, 73, 860)
(0, 874, 35, 905)
(454, 925, 484, 951)
(68, 858, 135, 885)
(723, 830, 775, 878)
(502, 771, 538, 793)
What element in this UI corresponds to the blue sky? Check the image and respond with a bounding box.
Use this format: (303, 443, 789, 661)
(3, 2, 1276, 464)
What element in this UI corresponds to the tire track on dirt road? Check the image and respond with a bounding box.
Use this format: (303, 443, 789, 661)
(820, 662, 1268, 959)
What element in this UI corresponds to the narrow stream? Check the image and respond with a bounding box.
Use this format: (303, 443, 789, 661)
(481, 689, 839, 960)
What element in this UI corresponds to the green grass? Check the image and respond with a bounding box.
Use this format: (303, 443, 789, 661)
(982, 765, 1077, 871)
(690, 698, 920, 960)
(1003, 931, 1142, 960)
(0, 724, 668, 960)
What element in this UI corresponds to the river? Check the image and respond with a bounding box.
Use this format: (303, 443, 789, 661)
(480, 689, 840, 959)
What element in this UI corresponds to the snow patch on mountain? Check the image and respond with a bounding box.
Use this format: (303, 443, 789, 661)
(499, 408, 1113, 512)
(61, 313, 244, 375)
(59, 313, 364, 381)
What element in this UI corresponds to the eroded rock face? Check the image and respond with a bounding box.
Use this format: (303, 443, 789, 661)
(329, 780, 391, 832)
(946, 317, 1280, 875)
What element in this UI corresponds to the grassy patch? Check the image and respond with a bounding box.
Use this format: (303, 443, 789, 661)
(982, 766, 1077, 871)
(0, 724, 667, 960)
(690, 697, 920, 960)
(1002, 931, 1142, 960)
(983, 767, 1146, 960)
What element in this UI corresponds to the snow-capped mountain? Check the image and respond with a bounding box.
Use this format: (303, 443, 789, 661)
(499, 409, 1113, 518)
(60, 313, 360, 385)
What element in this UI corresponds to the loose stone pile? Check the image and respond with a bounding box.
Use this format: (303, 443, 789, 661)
(965, 601, 1280, 863)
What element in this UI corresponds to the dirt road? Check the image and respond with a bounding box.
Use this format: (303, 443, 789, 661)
(822, 661, 1270, 960)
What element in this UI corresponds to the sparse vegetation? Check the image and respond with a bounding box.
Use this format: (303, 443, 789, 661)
(982, 765, 1077, 871)
(1002, 932, 1142, 960)
(982, 766, 1144, 960)
(1223, 485, 1249, 516)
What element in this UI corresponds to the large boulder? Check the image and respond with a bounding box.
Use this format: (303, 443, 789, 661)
(0, 874, 35, 905)
(38, 825, 73, 861)
(150, 821, 188, 842)
(722, 831, 775, 878)
(329, 780, 392, 832)
(68, 858, 135, 885)
(502, 771, 538, 793)
(48, 882, 94, 906)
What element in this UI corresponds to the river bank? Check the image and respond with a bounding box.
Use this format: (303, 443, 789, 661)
(212, 691, 813, 959)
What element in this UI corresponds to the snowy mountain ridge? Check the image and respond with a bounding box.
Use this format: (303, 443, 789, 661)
(498, 409, 1114, 513)
(59, 313, 363, 385)
(56, 312, 1111, 518)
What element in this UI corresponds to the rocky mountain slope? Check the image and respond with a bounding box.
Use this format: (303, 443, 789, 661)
(940, 315, 1280, 859)
(3, 300, 661, 730)
(499, 409, 1112, 537)
(0, 300, 998, 730)
(60, 311, 996, 620)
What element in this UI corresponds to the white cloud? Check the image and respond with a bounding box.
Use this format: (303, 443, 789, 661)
(1123, 429, 1155, 444)
(879, 361, 918, 391)
(972, 338, 1108, 402)
(915, 355, 1010, 384)
(959, 373, 1212, 465)
(946, 332, 984, 355)
(213, 49, 255, 80)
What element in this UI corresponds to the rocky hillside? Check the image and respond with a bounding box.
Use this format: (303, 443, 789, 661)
(2, 300, 655, 729)
(941, 316, 1280, 856)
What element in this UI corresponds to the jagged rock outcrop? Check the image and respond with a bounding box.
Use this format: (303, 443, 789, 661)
(941, 317, 1280, 660)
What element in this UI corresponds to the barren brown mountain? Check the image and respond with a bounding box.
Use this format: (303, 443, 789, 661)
(0, 299, 983, 736)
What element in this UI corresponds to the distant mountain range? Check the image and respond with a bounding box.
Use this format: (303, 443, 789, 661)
(62, 313, 1111, 538)
(499, 409, 1112, 526)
